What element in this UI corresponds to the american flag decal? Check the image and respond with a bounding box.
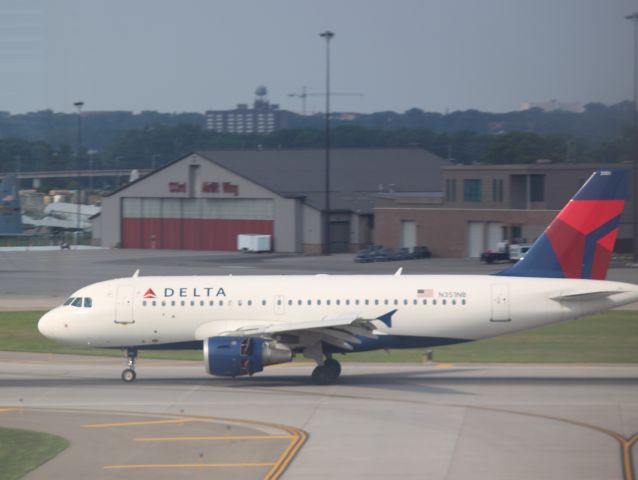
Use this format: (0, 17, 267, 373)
(417, 289, 433, 298)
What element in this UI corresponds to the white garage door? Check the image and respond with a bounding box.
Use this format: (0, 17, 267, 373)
(486, 222, 504, 251)
(467, 222, 484, 258)
(401, 220, 417, 252)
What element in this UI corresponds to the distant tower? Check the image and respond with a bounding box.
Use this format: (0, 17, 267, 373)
(255, 86, 268, 107)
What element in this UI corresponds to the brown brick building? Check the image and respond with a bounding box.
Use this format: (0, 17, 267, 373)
(374, 163, 634, 258)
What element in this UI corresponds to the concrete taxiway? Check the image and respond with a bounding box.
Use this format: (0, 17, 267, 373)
(0, 353, 637, 480)
(0, 249, 637, 479)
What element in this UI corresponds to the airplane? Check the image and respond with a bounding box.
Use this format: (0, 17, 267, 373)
(37, 169, 638, 384)
(0, 174, 24, 236)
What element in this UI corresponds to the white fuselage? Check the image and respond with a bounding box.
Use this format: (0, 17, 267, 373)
(38, 274, 638, 350)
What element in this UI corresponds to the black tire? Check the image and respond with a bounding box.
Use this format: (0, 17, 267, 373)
(324, 358, 341, 377)
(121, 368, 136, 382)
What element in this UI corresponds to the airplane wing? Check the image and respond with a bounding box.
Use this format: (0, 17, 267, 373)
(195, 310, 397, 351)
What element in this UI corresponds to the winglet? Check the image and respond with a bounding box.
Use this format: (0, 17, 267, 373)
(394, 267, 403, 276)
(132, 269, 140, 278)
(376, 309, 397, 328)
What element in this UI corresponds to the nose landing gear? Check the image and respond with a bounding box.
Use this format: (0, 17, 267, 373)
(121, 348, 137, 382)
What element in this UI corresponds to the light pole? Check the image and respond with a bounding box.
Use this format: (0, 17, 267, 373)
(320, 30, 334, 255)
(626, 13, 638, 263)
(73, 101, 84, 238)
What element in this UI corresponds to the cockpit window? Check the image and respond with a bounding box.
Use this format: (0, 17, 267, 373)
(83, 297, 92, 308)
(71, 297, 83, 307)
(64, 297, 74, 306)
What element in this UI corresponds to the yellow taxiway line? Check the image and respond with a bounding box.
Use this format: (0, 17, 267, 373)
(82, 418, 198, 428)
(135, 434, 294, 442)
(103, 462, 275, 470)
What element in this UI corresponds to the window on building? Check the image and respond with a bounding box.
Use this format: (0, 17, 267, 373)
(530, 174, 545, 202)
(492, 179, 504, 202)
(463, 179, 482, 202)
(445, 179, 457, 202)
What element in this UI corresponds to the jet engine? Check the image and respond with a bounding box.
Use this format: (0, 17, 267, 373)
(204, 336, 292, 377)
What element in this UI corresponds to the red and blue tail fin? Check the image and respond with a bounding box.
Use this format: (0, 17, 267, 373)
(496, 169, 628, 280)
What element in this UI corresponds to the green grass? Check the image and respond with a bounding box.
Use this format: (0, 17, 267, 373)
(0, 427, 68, 480)
(1, 310, 637, 363)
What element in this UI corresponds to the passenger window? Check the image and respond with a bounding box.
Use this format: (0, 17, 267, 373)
(365, 300, 370, 305)
(462, 299, 466, 305)
(345, 300, 350, 305)
(200, 300, 205, 306)
(64, 297, 74, 306)
(83, 297, 92, 308)
(262, 300, 266, 306)
(288, 300, 292, 306)
(172, 300, 176, 306)
(432, 299, 437, 305)
(238, 300, 243, 306)
(190, 300, 195, 306)
(142, 300, 147, 306)
(413, 299, 417, 305)
(423, 299, 427, 305)
(219, 300, 224, 306)
(152, 300, 156, 306)
(161, 301, 166, 306)
(209, 300, 214, 306)
(180, 300, 185, 306)
(383, 300, 388, 305)
(374, 300, 379, 305)
(355, 299, 360, 305)
(442, 299, 447, 305)
(297, 300, 302, 306)
(317, 299, 322, 305)
(71, 297, 82, 307)
(452, 299, 456, 305)
(247, 300, 252, 306)
(307, 300, 311, 305)
(326, 300, 331, 306)
(393, 299, 398, 305)
(336, 300, 340, 305)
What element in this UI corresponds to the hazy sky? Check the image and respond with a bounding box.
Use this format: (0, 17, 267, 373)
(1, 0, 636, 115)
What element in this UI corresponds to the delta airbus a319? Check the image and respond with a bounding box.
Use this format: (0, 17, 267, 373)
(38, 169, 638, 384)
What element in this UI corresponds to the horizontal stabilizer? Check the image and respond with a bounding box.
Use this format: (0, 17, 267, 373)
(550, 290, 629, 302)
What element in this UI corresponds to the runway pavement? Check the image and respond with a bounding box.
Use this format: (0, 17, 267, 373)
(0, 352, 637, 480)
(0, 249, 637, 479)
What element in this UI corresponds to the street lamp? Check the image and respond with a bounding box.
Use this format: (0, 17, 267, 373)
(626, 13, 638, 263)
(320, 30, 334, 255)
(73, 101, 84, 238)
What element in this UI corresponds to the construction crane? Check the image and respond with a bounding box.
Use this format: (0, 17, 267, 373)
(288, 86, 363, 115)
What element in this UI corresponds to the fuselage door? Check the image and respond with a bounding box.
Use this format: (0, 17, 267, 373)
(274, 295, 285, 315)
(490, 284, 510, 322)
(115, 284, 135, 324)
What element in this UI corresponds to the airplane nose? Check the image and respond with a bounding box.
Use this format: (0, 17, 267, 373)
(38, 311, 59, 339)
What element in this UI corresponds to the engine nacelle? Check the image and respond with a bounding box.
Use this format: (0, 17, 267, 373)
(204, 336, 292, 377)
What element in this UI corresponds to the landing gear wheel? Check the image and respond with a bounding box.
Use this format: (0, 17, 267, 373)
(324, 358, 341, 377)
(121, 368, 136, 382)
(311, 360, 341, 385)
(121, 348, 138, 382)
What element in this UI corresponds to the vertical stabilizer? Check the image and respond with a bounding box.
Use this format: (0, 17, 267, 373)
(496, 169, 628, 280)
(0, 174, 23, 235)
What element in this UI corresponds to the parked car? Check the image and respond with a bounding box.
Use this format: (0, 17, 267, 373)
(412, 246, 432, 259)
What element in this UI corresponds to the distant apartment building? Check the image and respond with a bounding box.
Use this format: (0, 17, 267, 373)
(205, 86, 286, 134)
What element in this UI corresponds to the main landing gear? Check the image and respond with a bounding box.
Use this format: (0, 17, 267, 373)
(311, 357, 341, 385)
(121, 348, 137, 382)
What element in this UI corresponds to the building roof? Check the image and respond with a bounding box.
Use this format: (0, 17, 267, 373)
(196, 148, 447, 213)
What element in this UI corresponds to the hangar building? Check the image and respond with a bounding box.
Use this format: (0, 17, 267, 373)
(99, 148, 446, 253)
